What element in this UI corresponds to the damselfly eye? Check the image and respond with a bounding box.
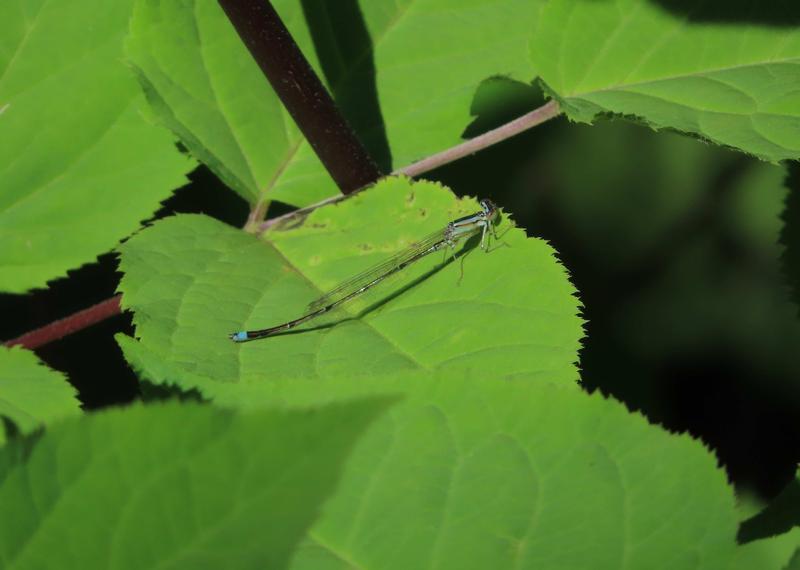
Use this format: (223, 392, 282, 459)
(480, 199, 498, 219)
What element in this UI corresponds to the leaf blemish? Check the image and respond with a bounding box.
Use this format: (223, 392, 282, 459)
(405, 192, 415, 206)
(309, 255, 322, 266)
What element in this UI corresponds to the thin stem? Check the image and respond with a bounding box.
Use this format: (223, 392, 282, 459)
(4, 296, 122, 350)
(396, 100, 561, 177)
(259, 192, 350, 231)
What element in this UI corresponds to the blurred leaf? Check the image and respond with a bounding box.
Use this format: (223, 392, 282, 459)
(226, 373, 738, 570)
(617, 158, 795, 371)
(525, 119, 799, 400)
(0, 399, 389, 569)
(116, 178, 583, 398)
(0, 347, 80, 445)
(787, 549, 800, 570)
(731, 529, 800, 570)
(734, 472, 800, 570)
(0, 0, 194, 293)
(528, 120, 737, 272)
(530, 0, 800, 161)
(125, 0, 540, 210)
(739, 476, 800, 543)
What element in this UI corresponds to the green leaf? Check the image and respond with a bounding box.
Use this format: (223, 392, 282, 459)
(125, 0, 301, 207)
(530, 0, 800, 162)
(787, 549, 800, 570)
(217, 372, 738, 569)
(0, 0, 195, 293)
(734, 473, 800, 570)
(732, 529, 800, 570)
(0, 399, 390, 569)
(125, 0, 539, 210)
(739, 475, 800, 542)
(116, 177, 583, 397)
(0, 347, 80, 445)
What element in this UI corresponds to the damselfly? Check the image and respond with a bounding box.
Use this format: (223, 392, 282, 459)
(229, 199, 500, 342)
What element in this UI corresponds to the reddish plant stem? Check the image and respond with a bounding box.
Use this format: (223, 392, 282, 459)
(4, 296, 122, 350)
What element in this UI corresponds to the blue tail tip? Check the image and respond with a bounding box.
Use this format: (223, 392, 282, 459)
(229, 331, 248, 342)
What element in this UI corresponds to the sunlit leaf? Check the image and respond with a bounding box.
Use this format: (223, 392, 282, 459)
(0, 347, 80, 445)
(530, 0, 800, 161)
(0, 0, 194, 293)
(116, 178, 583, 398)
(0, 399, 389, 569)
(229, 372, 738, 570)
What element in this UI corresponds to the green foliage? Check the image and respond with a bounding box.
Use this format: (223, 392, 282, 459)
(125, 0, 303, 206)
(0, 399, 389, 569)
(116, 178, 583, 399)
(6, 1, 800, 567)
(0, 347, 80, 445)
(230, 373, 738, 570)
(730, 529, 800, 570)
(530, 0, 800, 162)
(125, 0, 539, 210)
(0, 0, 194, 293)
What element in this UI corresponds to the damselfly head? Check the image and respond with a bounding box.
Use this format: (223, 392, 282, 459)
(479, 199, 498, 222)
